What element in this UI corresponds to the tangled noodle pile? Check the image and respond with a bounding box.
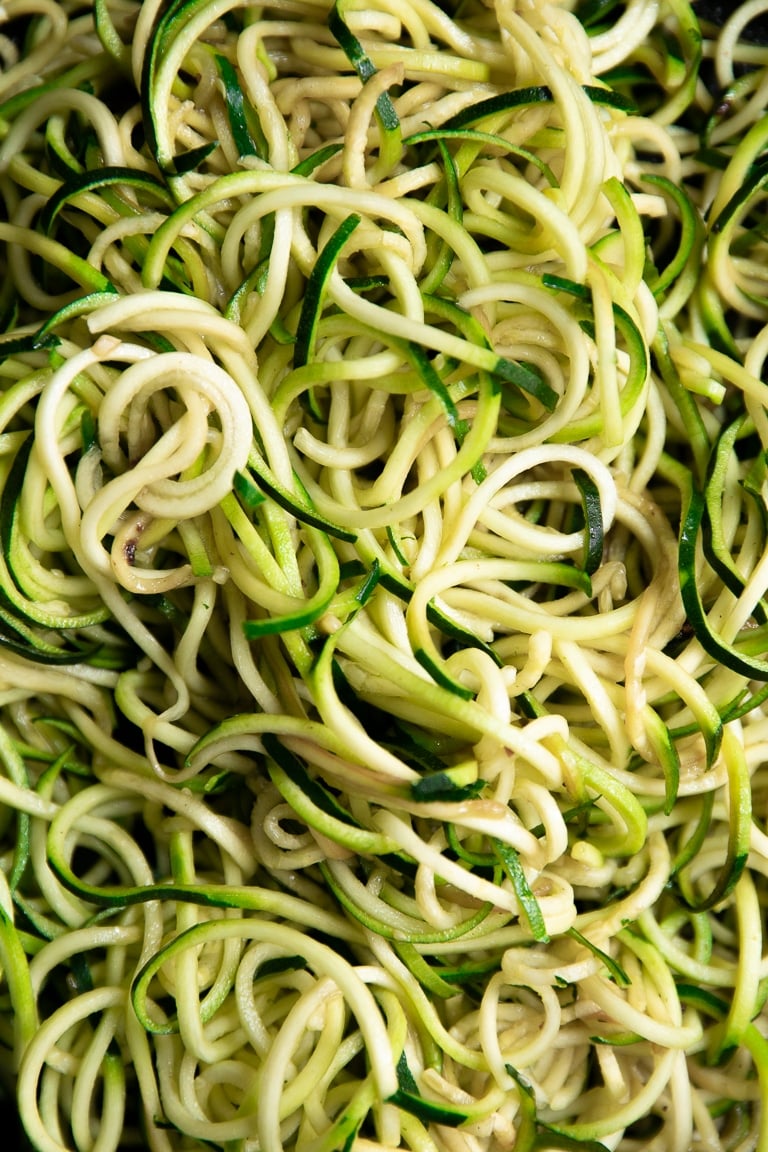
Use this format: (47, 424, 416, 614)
(0, 0, 768, 1148)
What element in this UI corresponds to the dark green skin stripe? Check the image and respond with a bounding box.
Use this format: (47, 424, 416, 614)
(396, 1052, 418, 1094)
(680, 487, 768, 680)
(420, 136, 463, 292)
(328, 3, 399, 132)
(494, 355, 558, 410)
(1, 436, 34, 571)
(404, 342, 458, 428)
(590, 1033, 643, 1046)
(33, 292, 120, 343)
(446, 85, 554, 129)
(581, 84, 638, 112)
(50, 835, 367, 934)
(646, 707, 681, 815)
(505, 1060, 610, 1148)
(566, 927, 630, 986)
(575, 0, 624, 30)
(354, 559, 382, 607)
(141, 0, 219, 176)
(671, 789, 714, 876)
(393, 942, 457, 998)
(505, 1065, 537, 1151)
(171, 140, 218, 175)
(232, 470, 266, 508)
(0, 58, 108, 122)
(445, 822, 496, 866)
(422, 293, 550, 415)
(388, 1089, 470, 1128)
(0, 618, 100, 665)
(263, 734, 364, 828)
(445, 84, 636, 130)
(414, 647, 475, 700)
(492, 838, 549, 942)
(247, 455, 358, 543)
(674, 729, 749, 912)
(438, 135, 462, 226)
(703, 416, 768, 624)
(294, 214, 361, 369)
(422, 292, 494, 346)
(542, 273, 590, 298)
(425, 602, 504, 667)
(694, 146, 730, 171)
(721, 681, 768, 725)
(410, 772, 483, 803)
(534, 1129, 612, 1152)
(39, 167, 170, 235)
(0, 904, 36, 1045)
(641, 173, 705, 299)
(319, 860, 493, 944)
(215, 53, 260, 158)
(677, 847, 749, 914)
(0, 333, 58, 363)
(572, 467, 604, 575)
(405, 128, 558, 186)
(710, 156, 768, 234)
(139, 1, 175, 172)
(652, 332, 710, 484)
(254, 955, 306, 979)
(676, 983, 729, 1018)
(81, 408, 97, 454)
(341, 1120, 362, 1152)
(543, 280, 649, 422)
(242, 607, 325, 638)
(436, 956, 500, 984)
(385, 525, 409, 567)
(292, 142, 344, 177)
(0, 438, 102, 662)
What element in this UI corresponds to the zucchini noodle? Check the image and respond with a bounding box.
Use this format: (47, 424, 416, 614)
(1, 0, 768, 1149)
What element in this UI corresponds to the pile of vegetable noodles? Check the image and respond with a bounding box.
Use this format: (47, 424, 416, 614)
(3, 0, 768, 1148)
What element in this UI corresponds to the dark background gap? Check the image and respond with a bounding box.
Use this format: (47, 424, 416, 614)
(694, 1, 768, 44)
